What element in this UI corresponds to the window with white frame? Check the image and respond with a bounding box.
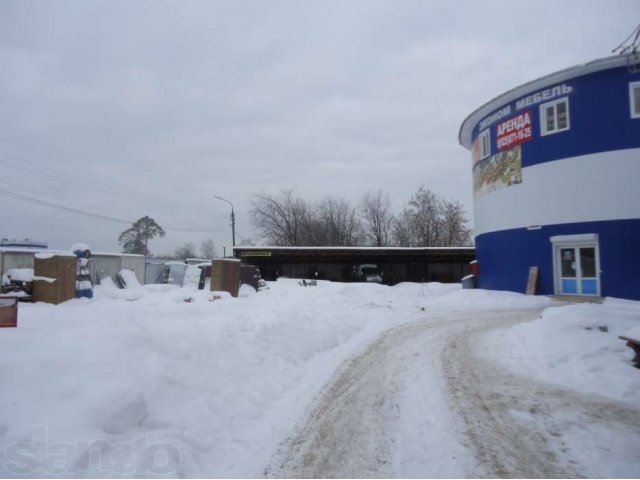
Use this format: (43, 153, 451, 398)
(630, 82, 640, 119)
(479, 129, 491, 159)
(540, 97, 570, 136)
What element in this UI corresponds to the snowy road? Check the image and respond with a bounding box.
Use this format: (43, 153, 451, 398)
(267, 309, 640, 478)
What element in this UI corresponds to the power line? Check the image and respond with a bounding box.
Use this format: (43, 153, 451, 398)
(0, 186, 229, 233)
(0, 150, 232, 234)
(0, 150, 146, 202)
(613, 23, 640, 73)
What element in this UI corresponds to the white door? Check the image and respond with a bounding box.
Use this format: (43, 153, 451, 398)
(559, 246, 599, 295)
(552, 234, 600, 297)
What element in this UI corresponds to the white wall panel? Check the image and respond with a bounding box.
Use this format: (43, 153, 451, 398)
(474, 148, 640, 236)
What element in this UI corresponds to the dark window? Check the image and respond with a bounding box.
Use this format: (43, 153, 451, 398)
(561, 248, 576, 277)
(631, 82, 640, 119)
(580, 247, 596, 278)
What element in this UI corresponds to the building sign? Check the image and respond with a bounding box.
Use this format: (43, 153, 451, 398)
(240, 251, 272, 258)
(496, 111, 532, 151)
(479, 105, 512, 131)
(515, 83, 572, 110)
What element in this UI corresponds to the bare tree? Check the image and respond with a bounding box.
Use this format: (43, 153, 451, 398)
(360, 190, 393, 247)
(392, 187, 471, 247)
(440, 200, 472, 246)
(250, 189, 310, 246)
(174, 242, 197, 260)
(392, 208, 415, 247)
(251, 190, 363, 246)
(311, 197, 362, 246)
(251, 187, 470, 248)
(238, 237, 256, 246)
(200, 239, 217, 259)
(410, 187, 442, 246)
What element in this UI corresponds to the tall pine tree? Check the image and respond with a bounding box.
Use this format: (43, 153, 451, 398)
(118, 216, 166, 256)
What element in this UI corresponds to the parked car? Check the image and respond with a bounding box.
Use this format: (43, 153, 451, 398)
(354, 264, 383, 283)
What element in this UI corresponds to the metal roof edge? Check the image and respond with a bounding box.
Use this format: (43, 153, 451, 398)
(458, 54, 630, 149)
(233, 246, 475, 251)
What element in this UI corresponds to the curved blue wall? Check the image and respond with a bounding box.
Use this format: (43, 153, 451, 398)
(476, 219, 640, 300)
(472, 67, 640, 166)
(462, 58, 640, 299)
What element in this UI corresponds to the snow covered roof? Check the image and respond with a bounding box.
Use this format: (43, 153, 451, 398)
(234, 246, 475, 264)
(91, 251, 143, 257)
(71, 243, 91, 253)
(458, 54, 630, 149)
(0, 247, 74, 256)
(91, 252, 122, 258)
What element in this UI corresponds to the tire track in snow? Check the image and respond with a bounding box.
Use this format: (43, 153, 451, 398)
(266, 309, 640, 478)
(265, 312, 491, 478)
(442, 312, 640, 478)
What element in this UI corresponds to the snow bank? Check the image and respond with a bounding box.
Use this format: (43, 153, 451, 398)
(492, 299, 640, 404)
(118, 269, 142, 289)
(34, 251, 75, 259)
(621, 324, 640, 341)
(1, 278, 446, 477)
(427, 288, 554, 310)
(2, 268, 34, 283)
(182, 265, 202, 289)
(238, 283, 257, 297)
(3, 268, 58, 284)
(71, 243, 90, 253)
(1, 279, 629, 477)
(94, 276, 141, 302)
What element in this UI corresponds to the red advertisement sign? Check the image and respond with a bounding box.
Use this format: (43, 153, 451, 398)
(496, 111, 532, 151)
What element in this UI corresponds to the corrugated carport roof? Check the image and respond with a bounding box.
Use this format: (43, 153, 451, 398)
(234, 246, 474, 260)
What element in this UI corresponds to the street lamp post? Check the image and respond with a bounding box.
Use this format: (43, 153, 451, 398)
(214, 195, 236, 251)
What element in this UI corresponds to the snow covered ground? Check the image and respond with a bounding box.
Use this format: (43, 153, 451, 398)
(0, 279, 638, 477)
(489, 297, 640, 403)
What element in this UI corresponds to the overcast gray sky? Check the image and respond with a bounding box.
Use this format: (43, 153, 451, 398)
(0, 0, 637, 255)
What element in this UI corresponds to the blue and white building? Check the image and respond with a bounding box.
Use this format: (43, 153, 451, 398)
(459, 55, 640, 300)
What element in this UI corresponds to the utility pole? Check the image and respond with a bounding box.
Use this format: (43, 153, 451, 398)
(214, 195, 236, 251)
